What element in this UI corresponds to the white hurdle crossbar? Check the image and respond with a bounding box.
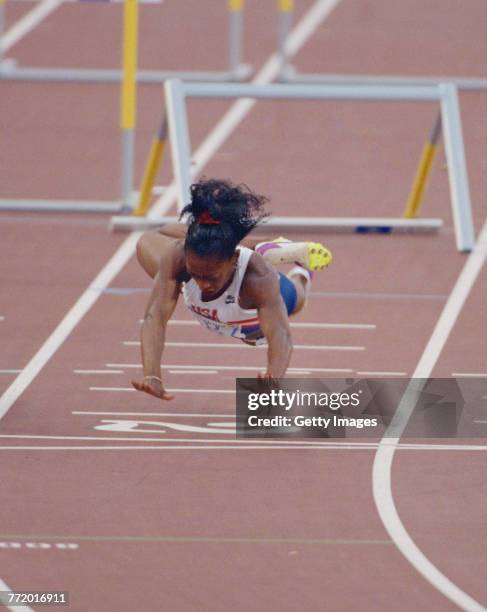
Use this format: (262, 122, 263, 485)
(112, 79, 475, 252)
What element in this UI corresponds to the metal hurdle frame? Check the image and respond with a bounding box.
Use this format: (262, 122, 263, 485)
(112, 79, 475, 252)
(274, 3, 487, 91)
(0, 0, 252, 214)
(0, 0, 251, 83)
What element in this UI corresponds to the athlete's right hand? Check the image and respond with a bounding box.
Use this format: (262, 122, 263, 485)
(131, 377, 175, 400)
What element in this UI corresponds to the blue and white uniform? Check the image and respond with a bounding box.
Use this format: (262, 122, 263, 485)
(182, 246, 297, 345)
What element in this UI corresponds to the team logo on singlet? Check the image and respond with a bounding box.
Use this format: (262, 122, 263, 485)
(189, 305, 221, 322)
(225, 295, 235, 304)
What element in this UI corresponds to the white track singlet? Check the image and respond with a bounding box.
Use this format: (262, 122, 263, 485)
(182, 246, 267, 344)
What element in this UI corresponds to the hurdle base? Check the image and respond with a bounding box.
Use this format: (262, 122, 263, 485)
(0, 65, 254, 84)
(0, 199, 129, 214)
(110, 215, 443, 234)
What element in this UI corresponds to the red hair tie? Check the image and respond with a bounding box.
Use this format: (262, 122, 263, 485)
(198, 211, 220, 225)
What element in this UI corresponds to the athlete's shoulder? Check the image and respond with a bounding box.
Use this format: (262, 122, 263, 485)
(160, 239, 190, 283)
(240, 252, 280, 307)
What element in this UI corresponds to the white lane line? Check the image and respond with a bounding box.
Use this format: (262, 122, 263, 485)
(0, 434, 366, 445)
(0, 578, 34, 612)
(168, 369, 218, 375)
(356, 371, 407, 377)
(310, 291, 447, 300)
(1, 0, 64, 53)
(72, 411, 232, 417)
(0, 316, 5, 321)
(73, 370, 124, 375)
(0, 0, 341, 422)
(2, 443, 487, 452)
(3, 432, 487, 452)
(451, 372, 487, 377)
(0, 370, 22, 374)
(373, 220, 487, 612)
(89, 387, 233, 393)
(123, 341, 365, 351)
(107, 363, 354, 373)
(166, 320, 376, 330)
(0, 445, 436, 452)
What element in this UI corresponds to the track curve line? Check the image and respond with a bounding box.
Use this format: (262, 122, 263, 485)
(373, 219, 487, 611)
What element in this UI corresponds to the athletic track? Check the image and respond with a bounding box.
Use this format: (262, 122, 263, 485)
(1, 0, 487, 610)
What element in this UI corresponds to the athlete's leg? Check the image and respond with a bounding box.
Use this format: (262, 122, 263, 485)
(277, 267, 312, 317)
(136, 230, 177, 279)
(255, 237, 332, 270)
(288, 274, 310, 317)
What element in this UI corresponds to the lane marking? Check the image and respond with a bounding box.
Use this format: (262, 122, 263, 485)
(373, 219, 487, 612)
(0, 542, 78, 550)
(0, 370, 22, 375)
(89, 387, 234, 393)
(2, 444, 487, 451)
(0, 445, 381, 450)
(2, 434, 487, 452)
(168, 369, 218, 375)
(0, 0, 342, 421)
(311, 291, 447, 300)
(356, 371, 407, 377)
(73, 411, 233, 417)
(123, 341, 365, 351)
(0, 434, 369, 445)
(0, 317, 5, 321)
(1, 0, 64, 53)
(167, 319, 376, 330)
(0, 533, 391, 545)
(451, 372, 487, 377)
(107, 363, 354, 373)
(73, 369, 124, 375)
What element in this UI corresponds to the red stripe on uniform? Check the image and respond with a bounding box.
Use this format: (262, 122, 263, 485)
(227, 317, 260, 324)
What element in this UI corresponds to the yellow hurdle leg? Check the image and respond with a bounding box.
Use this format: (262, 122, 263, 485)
(228, 0, 244, 12)
(278, 0, 294, 12)
(403, 143, 438, 218)
(133, 116, 167, 217)
(403, 113, 442, 219)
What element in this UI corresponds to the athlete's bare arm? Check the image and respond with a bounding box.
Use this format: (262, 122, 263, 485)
(242, 256, 293, 378)
(131, 241, 185, 400)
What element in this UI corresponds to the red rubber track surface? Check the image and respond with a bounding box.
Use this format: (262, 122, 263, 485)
(1, 1, 487, 610)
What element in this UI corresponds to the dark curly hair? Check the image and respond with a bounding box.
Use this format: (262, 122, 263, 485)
(179, 178, 269, 259)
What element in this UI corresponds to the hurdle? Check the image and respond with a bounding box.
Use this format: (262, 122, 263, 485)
(274, 3, 487, 91)
(0, 0, 140, 213)
(0, 0, 251, 83)
(111, 80, 475, 252)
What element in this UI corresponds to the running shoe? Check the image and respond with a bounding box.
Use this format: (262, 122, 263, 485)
(255, 237, 332, 270)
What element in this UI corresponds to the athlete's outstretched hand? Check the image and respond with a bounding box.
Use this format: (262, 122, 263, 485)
(131, 376, 175, 400)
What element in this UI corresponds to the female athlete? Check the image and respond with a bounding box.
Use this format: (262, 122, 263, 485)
(131, 178, 332, 400)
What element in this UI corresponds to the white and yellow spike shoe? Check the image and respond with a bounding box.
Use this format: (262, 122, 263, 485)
(255, 237, 332, 271)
